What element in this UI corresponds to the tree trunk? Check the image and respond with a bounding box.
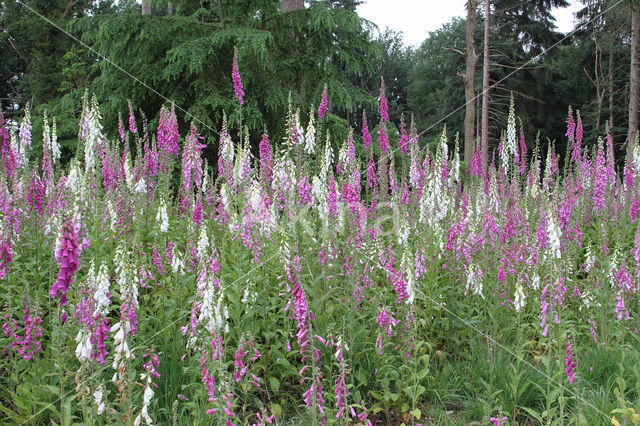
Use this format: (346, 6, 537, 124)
(594, 39, 603, 131)
(476, 89, 481, 141)
(481, 0, 490, 172)
(281, 0, 305, 12)
(167, 1, 173, 15)
(217, 0, 225, 29)
(141, 0, 151, 15)
(609, 52, 614, 131)
(628, 6, 639, 157)
(464, 0, 479, 167)
(61, 0, 79, 19)
(279, 0, 304, 96)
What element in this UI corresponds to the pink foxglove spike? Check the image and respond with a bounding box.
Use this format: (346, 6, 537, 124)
(232, 48, 244, 105)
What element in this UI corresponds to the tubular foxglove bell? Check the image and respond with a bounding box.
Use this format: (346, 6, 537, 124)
(50, 219, 81, 310)
(18, 105, 32, 164)
(156, 200, 169, 233)
(232, 48, 244, 105)
(318, 84, 328, 119)
(305, 112, 316, 155)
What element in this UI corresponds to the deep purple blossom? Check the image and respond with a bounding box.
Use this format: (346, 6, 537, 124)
(379, 80, 389, 122)
(157, 104, 180, 156)
(182, 123, 206, 191)
(362, 111, 371, 151)
(232, 49, 244, 105)
(118, 114, 125, 142)
(565, 336, 576, 384)
(259, 133, 274, 186)
(378, 122, 390, 155)
(50, 220, 81, 308)
(128, 101, 137, 133)
(592, 142, 606, 211)
(2, 299, 43, 360)
(318, 84, 328, 119)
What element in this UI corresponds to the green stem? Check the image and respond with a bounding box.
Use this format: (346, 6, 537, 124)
(546, 329, 552, 426)
(558, 337, 565, 426)
(309, 321, 318, 426)
(261, 263, 270, 387)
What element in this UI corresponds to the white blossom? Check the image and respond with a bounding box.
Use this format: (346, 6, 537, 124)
(199, 285, 229, 334)
(320, 135, 333, 180)
(94, 261, 110, 317)
(513, 283, 525, 312)
(201, 170, 209, 194)
(114, 243, 138, 337)
(531, 273, 540, 290)
(124, 155, 134, 189)
(110, 321, 132, 371)
(197, 226, 209, 260)
(584, 245, 596, 272)
(107, 200, 117, 232)
(93, 385, 105, 415)
(465, 265, 484, 299)
(546, 212, 562, 259)
(51, 118, 61, 164)
(85, 98, 105, 173)
(156, 200, 169, 233)
(295, 111, 305, 146)
(397, 221, 409, 246)
(134, 381, 155, 425)
(222, 133, 234, 165)
(608, 248, 620, 289)
(401, 252, 415, 304)
(171, 246, 185, 275)
(502, 95, 517, 172)
(9, 130, 21, 169)
(633, 140, 640, 173)
(75, 330, 92, 362)
(18, 105, 32, 164)
(134, 177, 147, 194)
(580, 289, 600, 310)
(66, 164, 81, 193)
(304, 113, 316, 155)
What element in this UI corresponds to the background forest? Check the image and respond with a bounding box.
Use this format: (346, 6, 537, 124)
(0, 0, 637, 170)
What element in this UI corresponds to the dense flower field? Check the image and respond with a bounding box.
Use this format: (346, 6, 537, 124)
(1, 66, 639, 425)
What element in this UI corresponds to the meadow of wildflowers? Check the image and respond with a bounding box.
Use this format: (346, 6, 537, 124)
(0, 62, 639, 426)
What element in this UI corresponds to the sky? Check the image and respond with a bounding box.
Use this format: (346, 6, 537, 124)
(356, 0, 585, 47)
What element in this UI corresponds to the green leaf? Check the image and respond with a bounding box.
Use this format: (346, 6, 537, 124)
(269, 376, 280, 392)
(411, 408, 422, 420)
(270, 403, 282, 418)
(417, 368, 430, 380)
(370, 405, 383, 415)
(521, 406, 544, 424)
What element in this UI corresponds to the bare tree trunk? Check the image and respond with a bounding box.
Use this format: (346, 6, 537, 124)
(167, 1, 173, 15)
(61, 0, 79, 19)
(481, 0, 490, 172)
(217, 0, 225, 29)
(476, 90, 481, 141)
(464, 0, 479, 167)
(628, 6, 639, 157)
(281, 0, 305, 12)
(594, 39, 603, 131)
(278, 0, 305, 97)
(141, 0, 151, 15)
(609, 53, 614, 131)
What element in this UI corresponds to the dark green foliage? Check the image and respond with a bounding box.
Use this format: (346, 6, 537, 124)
(1, 0, 379, 165)
(360, 29, 416, 127)
(408, 18, 468, 142)
(62, 0, 380, 159)
(1, 0, 637, 172)
(492, 0, 570, 56)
